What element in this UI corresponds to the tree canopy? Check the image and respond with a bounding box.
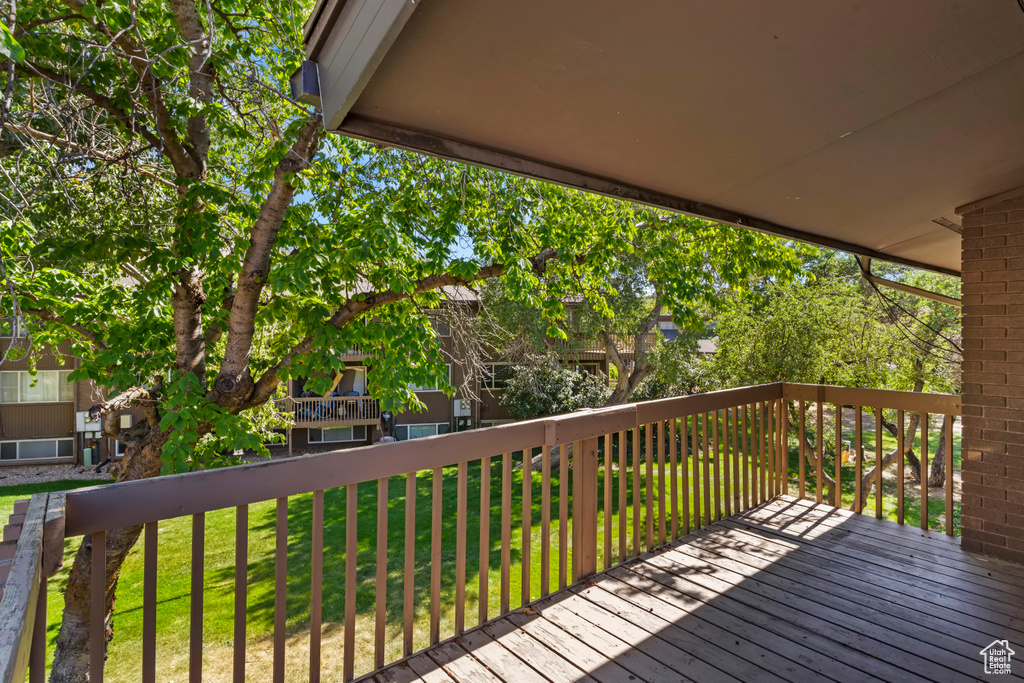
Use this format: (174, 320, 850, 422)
(711, 252, 961, 394)
(1, 2, 807, 675)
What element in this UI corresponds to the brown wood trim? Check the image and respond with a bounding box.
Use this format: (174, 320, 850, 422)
(455, 462, 467, 634)
(637, 384, 783, 424)
(921, 415, 929, 532)
(374, 480, 388, 669)
(90, 529, 105, 682)
(192, 512, 207, 681)
(955, 183, 1024, 214)
(310, 491, 323, 682)
(478, 456, 491, 624)
(343, 484, 356, 681)
(782, 383, 960, 416)
(63, 383, 954, 536)
(69, 385, 775, 535)
(232, 506, 247, 683)
(540, 446, 551, 597)
(402, 473, 416, 653)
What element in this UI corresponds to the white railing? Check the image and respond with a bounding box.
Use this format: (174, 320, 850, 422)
(274, 395, 381, 428)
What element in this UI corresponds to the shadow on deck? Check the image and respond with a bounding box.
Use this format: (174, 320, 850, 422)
(371, 495, 1024, 683)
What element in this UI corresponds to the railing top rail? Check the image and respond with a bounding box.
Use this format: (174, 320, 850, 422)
(275, 395, 377, 403)
(64, 382, 960, 536)
(781, 383, 961, 416)
(0, 494, 46, 683)
(64, 383, 783, 536)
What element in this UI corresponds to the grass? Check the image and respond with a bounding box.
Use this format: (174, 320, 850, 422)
(788, 413, 961, 532)
(4, 411, 961, 681)
(0, 479, 106, 521)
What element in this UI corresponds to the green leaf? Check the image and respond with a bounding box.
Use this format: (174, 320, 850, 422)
(0, 24, 24, 63)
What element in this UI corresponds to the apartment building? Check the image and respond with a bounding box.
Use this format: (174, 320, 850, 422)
(272, 308, 680, 453)
(1, 304, 688, 462)
(0, 323, 116, 466)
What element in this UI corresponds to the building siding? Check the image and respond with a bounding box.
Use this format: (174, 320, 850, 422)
(0, 403, 76, 440)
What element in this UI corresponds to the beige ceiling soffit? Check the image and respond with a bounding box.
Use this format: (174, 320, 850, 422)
(307, 0, 421, 131)
(341, 116, 961, 278)
(955, 184, 1024, 215)
(858, 257, 961, 308)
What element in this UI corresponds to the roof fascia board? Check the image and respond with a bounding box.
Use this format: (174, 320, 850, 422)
(339, 116, 960, 277)
(308, 0, 421, 131)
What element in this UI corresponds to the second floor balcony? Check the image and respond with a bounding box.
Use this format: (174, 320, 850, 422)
(274, 395, 381, 429)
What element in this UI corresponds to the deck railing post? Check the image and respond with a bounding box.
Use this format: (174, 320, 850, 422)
(576, 437, 600, 578)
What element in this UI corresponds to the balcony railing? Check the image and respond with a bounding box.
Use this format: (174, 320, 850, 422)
(2, 383, 961, 682)
(273, 395, 381, 428)
(549, 332, 661, 358)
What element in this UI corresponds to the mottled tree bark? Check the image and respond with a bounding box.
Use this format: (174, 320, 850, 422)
(603, 299, 662, 407)
(49, 432, 168, 682)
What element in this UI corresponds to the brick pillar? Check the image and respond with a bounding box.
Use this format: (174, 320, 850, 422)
(958, 189, 1024, 563)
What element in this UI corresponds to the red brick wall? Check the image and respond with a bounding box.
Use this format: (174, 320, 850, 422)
(959, 195, 1024, 563)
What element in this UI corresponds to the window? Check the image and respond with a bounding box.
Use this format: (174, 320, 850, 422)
(408, 364, 452, 393)
(0, 316, 26, 338)
(0, 370, 74, 403)
(479, 420, 513, 429)
(0, 438, 73, 460)
(308, 426, 367, 443)
(482, 363, 513, 390)
(658, 320, 676, 331)
(570, 363, 601, 375)
(395, 423, 451, 441)
(430, 318, 451, 338)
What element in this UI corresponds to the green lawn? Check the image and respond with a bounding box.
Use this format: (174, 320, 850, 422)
(0, 479, 108, 521)
(785, 413, 961, 532)
(6, 410, 959, 681)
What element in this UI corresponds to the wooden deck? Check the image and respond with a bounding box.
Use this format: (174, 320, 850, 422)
(373, 495, 1024, 683)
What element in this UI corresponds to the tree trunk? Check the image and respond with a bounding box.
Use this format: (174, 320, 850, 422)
(789, 403, 839, 505)
(601, 304, 660, 408)
(927, 415, 949, 489)
(605, 379, 631, 406)
(50, 432, 167, 682)
(856, 413, 921, 511)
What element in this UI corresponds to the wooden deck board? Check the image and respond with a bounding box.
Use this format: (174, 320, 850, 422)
(739, 500, 1024, 594)
(696, 522, 1013, 649)
(369, 496, 1024, 683)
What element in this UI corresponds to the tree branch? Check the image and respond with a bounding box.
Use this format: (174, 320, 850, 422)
(90, 384, 161, 440)
(18, 61, 166, 154)
(602, 330, 630, 402)
(213, 114, 323, 407)
(54, 0, 200, 176)
(167, 0, 215, 167)
(171, 269, 207, 377)
(3, 122, 178, 189)
(16, 12, 80, 35)
(19, 304, 105, 349)
(245, 248, 563, 408)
